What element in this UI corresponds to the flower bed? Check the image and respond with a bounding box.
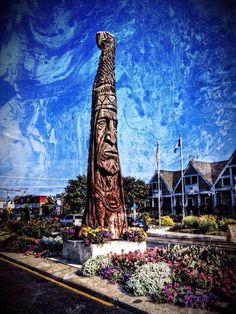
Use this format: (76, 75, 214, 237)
(170, 215, 236, 236)
(81, 245, 236, 308)
(123, 227, 147, 242)
(62, 239, 147, 264)
(0, 219, 63, 257)
(62, 226, 147, 263)
(80, 226, 113, 245)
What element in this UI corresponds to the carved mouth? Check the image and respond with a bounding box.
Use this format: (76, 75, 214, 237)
(103, 150, 118, 157)
(109, 200, 117, 206)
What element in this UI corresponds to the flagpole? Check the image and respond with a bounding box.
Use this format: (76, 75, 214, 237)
(180, 135, 185, 223)
(156, 141, 161, 227)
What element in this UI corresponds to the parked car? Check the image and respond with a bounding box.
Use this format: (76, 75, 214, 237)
(60, 214, 82, 226)
(127, 216, 148, 231)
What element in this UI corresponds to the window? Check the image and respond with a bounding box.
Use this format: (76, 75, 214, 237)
(205, 197, 210, 205)
(232, 167, 236, 175)
(222, 177, 230, 186)
(185, 177, 191, 185)
(185, 176, 197, 185)
(152, 182, 162, 190)
(75, 215, 82, 219)
(152, 183, 157, 189)
(188, 198, 195, 206)
(65, 215, 73, 219)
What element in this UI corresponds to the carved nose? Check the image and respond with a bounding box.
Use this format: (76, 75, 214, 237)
(105, 132, 116, 145)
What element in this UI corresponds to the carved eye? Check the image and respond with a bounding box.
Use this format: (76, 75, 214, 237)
(113, 120, 117, 128)
(97, 118, 107, 128)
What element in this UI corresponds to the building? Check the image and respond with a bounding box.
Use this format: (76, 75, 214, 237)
(14, 195, 47, 215)
(149, 170, 180, 214)
(212, 150, 236, 215)
(0, 200, 15, 212)
(149, 149, 236, 217)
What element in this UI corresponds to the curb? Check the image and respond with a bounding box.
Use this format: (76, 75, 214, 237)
(147, 230, 226, 241)
(0, 252, 148, 314)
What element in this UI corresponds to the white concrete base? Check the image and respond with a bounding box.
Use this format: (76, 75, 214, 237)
(62, 240, 147, 264)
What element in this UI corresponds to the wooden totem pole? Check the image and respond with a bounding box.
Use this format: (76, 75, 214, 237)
(82, 32, 127, 239)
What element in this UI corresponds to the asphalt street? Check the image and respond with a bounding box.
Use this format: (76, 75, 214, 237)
(0, 259, 132, 314)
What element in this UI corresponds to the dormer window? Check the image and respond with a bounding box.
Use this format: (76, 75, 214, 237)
(185, 176, 198, 185)
(152, 182, 162, 190)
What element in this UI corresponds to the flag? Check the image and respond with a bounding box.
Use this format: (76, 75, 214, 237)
(156, 141, 160, 163)
(174, 137, 181, 153)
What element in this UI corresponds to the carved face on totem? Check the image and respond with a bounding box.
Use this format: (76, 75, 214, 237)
(95, 108, 120, 175)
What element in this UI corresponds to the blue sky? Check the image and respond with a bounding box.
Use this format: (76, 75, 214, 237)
(0, 0, 236, 197)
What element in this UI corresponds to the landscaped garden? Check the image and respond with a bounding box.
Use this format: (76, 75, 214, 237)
(169, 215, 236, 236)
(1, 214, 236, 310)
(141, 212, 236, 236)
(81, 246, 236, 309)
(0, 218, 63, 257)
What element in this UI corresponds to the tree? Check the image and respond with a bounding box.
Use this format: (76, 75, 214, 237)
(61, 175, 148, 214)
(63, 175, 87, 213)
(122, 176, 149, 211)
(21, 204, 31, 221)
(41, 196, 55, 216)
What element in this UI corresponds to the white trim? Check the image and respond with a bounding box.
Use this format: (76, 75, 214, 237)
(214, 187, 233, 192)
(151, 174, 172, 194)
(149, 170, 157, 184)
(212, 150, 236, 188)
(174, 161, 211, 192)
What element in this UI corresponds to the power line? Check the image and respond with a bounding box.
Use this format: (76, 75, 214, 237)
(27, 186, 66, 189)
(0, 176, 69, 181)
(0, 186, 65, 189)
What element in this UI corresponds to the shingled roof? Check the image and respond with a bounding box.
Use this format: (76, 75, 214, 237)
(191, 160, 228, 185)
(149, 170, 181, 191)
(149, 149, 235, 189)
(160, 170, 181, 191)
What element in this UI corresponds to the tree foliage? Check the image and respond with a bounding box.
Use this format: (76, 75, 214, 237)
(63, 175, 87, 213)
(41, 196, 55, 216)
(62, 175, 148, 213)
(122, 176, 149, 210)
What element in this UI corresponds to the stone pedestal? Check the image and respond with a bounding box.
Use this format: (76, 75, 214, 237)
(62, 240, 147, 264)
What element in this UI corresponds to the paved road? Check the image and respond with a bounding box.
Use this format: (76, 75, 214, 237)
(0, 259, 132, 314)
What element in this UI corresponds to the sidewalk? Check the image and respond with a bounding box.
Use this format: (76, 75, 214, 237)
(0, 250, 220, 314)
(146, 228, 236, 252)
(147, 228, 226, 241)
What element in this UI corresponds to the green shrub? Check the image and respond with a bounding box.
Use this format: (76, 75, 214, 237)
(5, 235, 39, 252)
(125, 262, 172, 296)
(183, 216, 199, 228)
(150, 218, 158, 225)
(40, 220, 61, 237)
(198, 215, 218, 233)
(140, 213, 152, 225)
(21, 222, 40, 238)
(1, 209, 10, 221)
(81, 255, 112, 277)
(6, 219, 61, 238)
(161, 216, 175, 226)
(0, 233, 12, 247)
(219, 218, 236, 231)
